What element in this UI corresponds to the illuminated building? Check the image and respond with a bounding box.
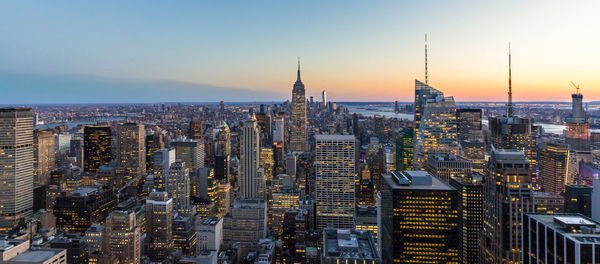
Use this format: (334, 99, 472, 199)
(413, 87, 459, 169)
(188, 120, 203, 140)
(152, 148, 175, 191)
(84, 223, 103, 258)
(355, 206, 378, 250)
(481, 149, 533, 264)
(532, 191, 564, 214)
(145, 191, 173, 261)
(563, 184, 592, 217)
(223, 197, 267, 251)
(522, 213, 600, 263)
(53, 187, 116, 234)
(240, 114, 262, 198)
(395, 128, 413, 171)
(255, 110, 271, 143)
(193, 168, 218, 205)
(166, 160, 190, 212)
(380, 170, 459, 264)
(460, 140, 485, 173)
(217, 182, 231, 217)
(171, 138, 205, 170)
(102, 210, 141, 264)
(413, 79, 443, 149)
(315, 135, 356, 230)
(539, 143, 577, 194)
(374, 114, 385, 138)
(115, 122, 146, 184)
(216, 121, 231, 157)
(280, 209, 308, 263)
(449, 174, 483, 264)
(145, 129, 164, 172)
(50, 235, 89, 264)
(172, 213, 197, 256)
(33, 129, 55, 185)
(83, 125, 111, 173)
(322, 229, 381, 264)
(384, 144, 396, 173)
(456, 108, 483, 141)
(291, 60, 307, 152)
(259, 147, 274, 181)
(272, 113, 285, 148)
(425, 154, 471, 183)
(268, 174, 299, 236)
(565, 86, 590, 151)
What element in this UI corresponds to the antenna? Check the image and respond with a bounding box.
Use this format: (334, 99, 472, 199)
(425, 34, 428, 84)
(508, 43, 513, 117)
(570, 81, 580, 94)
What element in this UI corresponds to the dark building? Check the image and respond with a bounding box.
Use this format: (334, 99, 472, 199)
(51, 235, 89, 264)
(563, 184, 593, 217)
(456, 108, 482, 141)
(280, 209, 308, 263)
(395, 128, 414, 171)
(449, 174, 483, 264)
(381, 171, 459, 264)
(214, 155, 229, 181)
(188, 120, 204, 140)
(424, 154, 471, 183)
(53, 187, 116, 234)
(83, 125, 112, 173)
(173, 213, 197, 256)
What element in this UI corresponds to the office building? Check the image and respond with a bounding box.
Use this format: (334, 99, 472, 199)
(460, 140, 485, 173)
(173, 213, 197, 256)
(196, 217, 223, 253)
(214, 154, 229, 182)
(116, 122, 146, 183)
(315, 135, 356, 229)
(0, 108, 34, 235)
(355, 206, 378, 250)
(268, 174, 299, 236)
(53, 187, 116, 234)
(395, 128, 413, 171)
(322, 229, 381, 264)
(291, 60, 307, 152)
(272, 114, 285, 146)
(33, 129, 55, 185)
(223, 197, 267, 251)
(145, 129, 164, 172)
(145, 191, 173, 261)
(83, 223, 103, 256)
(456, 108, 483, 141)
(539, 142, 577, 194)
(532, 191, 564, 214)
(380, 171, 459, 263)
(564, 184, 592, 217)
(166, 160, 190, 212)
(152, 148, 175, 191)
(565, 86, 590, 150)
(424, 154, 471, 183)
(259, 147, 274, 181)
(481, 149, 534, 264)
(171, 138, 205, 170)
(449, 174, 483, 264)
(522, 213, 600, 263)
(84, 125, 112, 173)
(102, 210, 141, 264)
(50, 235, 88, 264)
(0, 239, 66, 264)
(239, 114, 262, 198)
(188, 120, 203, 140)
(592, 179, 600, 223)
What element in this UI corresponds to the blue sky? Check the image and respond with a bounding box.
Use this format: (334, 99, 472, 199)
(1, 1, 599, 103)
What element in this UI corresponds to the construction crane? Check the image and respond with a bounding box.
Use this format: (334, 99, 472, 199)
(570, 81, 580, 94)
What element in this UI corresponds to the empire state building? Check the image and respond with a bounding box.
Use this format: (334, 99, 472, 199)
(290, 59, 307, 152)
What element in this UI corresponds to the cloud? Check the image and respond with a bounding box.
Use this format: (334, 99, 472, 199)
(0, 71, 286, 104)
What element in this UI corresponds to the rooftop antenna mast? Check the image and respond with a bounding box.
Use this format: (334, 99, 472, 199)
(508, 43, 514, 117)
(570, 81, 580, 94)
(425, 34, 429, 84)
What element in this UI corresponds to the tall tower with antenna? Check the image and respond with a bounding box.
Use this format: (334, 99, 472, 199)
(425, 34, 429, 84)
(507, 43, 514, 117)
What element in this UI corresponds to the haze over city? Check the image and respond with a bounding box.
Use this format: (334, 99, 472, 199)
(2, 0, 599, 104)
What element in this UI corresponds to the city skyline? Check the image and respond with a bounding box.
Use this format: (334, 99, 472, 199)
(2, 1, 600, 104)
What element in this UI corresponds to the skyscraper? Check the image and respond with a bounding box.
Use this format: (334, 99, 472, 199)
(456, 108, 483, 141)
(565, 83, 590, 150)
(166, 160, 190, 212)
(315, 134, 355, 229)
(171, 138, 205, 170)
(33, 129, 55, 185)
(449, 174, 484, 264)
(291, 59, 307, 152)
(424, 154, 471, 183)
(539, 142, 577, 194)
(413, 88, 459, 168)
(239, 114, 262, 198)
(116, 122, 146, 183)
(380, 171, 459, 263)
(83, 125, 112, 173)
(321, 90, 327, 107)
(395, 127, 413, 171)
(145, 191, 173, 261)
(481, 149, 534, 264)
(0, 108, 34, 235)
(102, 210, 141, 264)
(188, 120, 204, 140)
(152, 147, 175, 191)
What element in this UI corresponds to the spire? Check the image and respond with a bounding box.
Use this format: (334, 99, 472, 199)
(297, 57, 301, 82)
(508, 43, 513, 117)
(425, 34, 429, 84)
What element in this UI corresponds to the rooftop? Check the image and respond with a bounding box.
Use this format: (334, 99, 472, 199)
(315, 134, 355, 141)
(384, 171, 455, 191)
(323, 229, 380, 260)
(71, 187, 98, 197)
(526, 213, 600, 244)
(8, 249, 65, 262)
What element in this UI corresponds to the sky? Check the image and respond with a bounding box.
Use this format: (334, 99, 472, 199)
(1, 1, 599, 104)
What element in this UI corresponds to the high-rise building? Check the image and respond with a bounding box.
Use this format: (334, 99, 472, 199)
(188, 120, 203, 140)
(84, 223, 103, 258)
(539, 142, 577, 194)
(291, 60, 307, 152)
(239, 114, 262, 198)
(565, 85, 590, 150)
(456, 108, 483, 141)
(116, 123, 146, 183)
(0, 108, 34, 235)
(522, 213, 600, 263)
(255, 111, 271, 144)
(53, 187, 116, 234)
(380, 171, 459, 263)
(145, 191, 173, 262)
(460, 140, 485, 173)
(355, 206, 378, 250)
(315, 135, 356, 230)
(395, 128, 413, 171)
(216, 121, 231, 157)
(166, 160, 190, 212)
(272, 113, 285, 146)
(413, 83, 458, 169)
(321, 229, 381, 264)
(223, 197, 267, 251)
(413, 79, 443, 141)
(481, 149, 534, 264)
(267, 174, 299, 236)
(532, 191, 564, 214)
(449, 174, 483, 264)
(152, 148, 175, 191)
(172, 212, 197, 256)
(214, 155, 229, 182)
(33, 129, 55, 185)
(424, 154, 471, 183)
(322, 90, 327, 107)
(171, 138, 205, 170)
(563, 184, 592, 217)
(259, 147, 274, 181)
(102, 210, 141, 264)
(145, 129, 164, 172)
(196, 217, 223, 254)
(83, 125, 112, 173)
